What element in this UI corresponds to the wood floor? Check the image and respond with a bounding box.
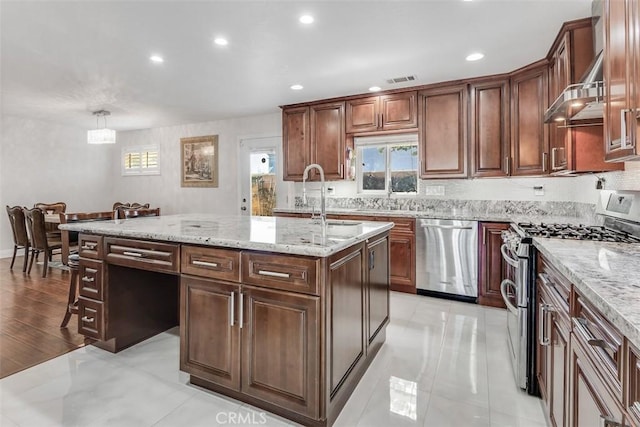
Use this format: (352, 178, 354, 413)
(0, 255, 85, 378)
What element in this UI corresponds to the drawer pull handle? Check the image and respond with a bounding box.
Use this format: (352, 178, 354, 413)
(587, 338, 608, 349)
(123, 251, 143, 257)
(81, 316, 94, 323)
(575, 316, 588, 327)
(257, 270, 290, 279)
(81, 244, 97, 250)
(81, 276, 95, 283)
(193, 260, 218, 268)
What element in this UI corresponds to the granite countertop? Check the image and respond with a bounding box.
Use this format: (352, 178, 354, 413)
(59, 214, 393, 257)
(273, 207, 596, 226)
(533, 238, 640, 351)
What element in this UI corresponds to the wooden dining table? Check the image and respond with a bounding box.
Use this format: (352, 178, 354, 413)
(45, 211, 114, 265)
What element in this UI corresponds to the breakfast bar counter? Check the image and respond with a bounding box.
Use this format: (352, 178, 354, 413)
(60, 214, 393, 427)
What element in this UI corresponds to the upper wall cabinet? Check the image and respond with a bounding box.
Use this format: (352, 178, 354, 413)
(547, 19, 623, 174)
(604, 0, 640, 161)
(510, 63, 550, 176)
(345, 92, 417, 133)
(469, 78, 511, 177)
(418, 84, 468, 178)
(282, 102, 345, 181)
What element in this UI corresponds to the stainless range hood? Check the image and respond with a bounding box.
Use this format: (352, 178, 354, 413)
(544, 52, 604, 123)
(544, 0, 604, 124)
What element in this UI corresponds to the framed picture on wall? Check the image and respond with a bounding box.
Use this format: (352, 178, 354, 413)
(180, 135, 219, 187)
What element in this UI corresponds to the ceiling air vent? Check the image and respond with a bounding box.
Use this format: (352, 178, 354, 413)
(386, 75, 417, 84)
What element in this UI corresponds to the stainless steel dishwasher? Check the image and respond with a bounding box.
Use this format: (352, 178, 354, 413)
(416, 218, 478, 301)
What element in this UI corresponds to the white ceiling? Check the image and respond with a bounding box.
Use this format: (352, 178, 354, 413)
(1, 0, 592, 132)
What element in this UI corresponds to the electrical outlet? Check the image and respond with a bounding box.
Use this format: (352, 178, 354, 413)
(534, 185, 544, 196)
(327, 187, 335, 196)
(424, 185, 445, 196)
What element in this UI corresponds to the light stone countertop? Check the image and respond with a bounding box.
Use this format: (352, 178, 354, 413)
(59, 214, 393, 258)
(273, 207, 596, 226)
(533, 238, 640, 351)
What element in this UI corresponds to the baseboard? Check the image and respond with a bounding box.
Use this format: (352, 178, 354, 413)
(0, 249, 17, 259)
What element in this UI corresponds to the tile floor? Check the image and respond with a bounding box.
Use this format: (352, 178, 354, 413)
(0, 292, 547, 427)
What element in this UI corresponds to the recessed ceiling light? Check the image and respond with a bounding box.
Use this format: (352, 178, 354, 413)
(466, 52, 484, 61)
(214, 37, 229, 46)
(369, 86, 382, 92)
(299, 14, 314, 24)
(150, 55, 164, 63)
(290, 84, 304, 90)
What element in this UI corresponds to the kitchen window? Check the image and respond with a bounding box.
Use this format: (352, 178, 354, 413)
(355, 134, 418, 195)
(122, 144, 160, 176)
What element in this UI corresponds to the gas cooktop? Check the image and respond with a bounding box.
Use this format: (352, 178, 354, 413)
(516, 222, 640, 243)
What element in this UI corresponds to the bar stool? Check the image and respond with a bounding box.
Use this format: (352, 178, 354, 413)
(61, 253, 79, 328)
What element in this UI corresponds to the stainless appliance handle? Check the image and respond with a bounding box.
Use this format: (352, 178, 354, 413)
(500, 279, 518, 315)
(420, 224, 474, 230)
(500, 244, 520, 268)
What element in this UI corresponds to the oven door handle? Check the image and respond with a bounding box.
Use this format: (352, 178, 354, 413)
(500, 244, 520, 268)
(500, 279, 519, 315)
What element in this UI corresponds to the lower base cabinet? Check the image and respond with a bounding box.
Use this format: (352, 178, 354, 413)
(180, 234, 390, 426)
(477, 222, 509, 308)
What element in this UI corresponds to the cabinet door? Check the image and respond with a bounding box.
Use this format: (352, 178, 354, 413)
(549, 35, 570, 173)
(510, 65, 549, 175)
(477, 222, 509, 308)
(570, 337, 626, 427)
(550, 314, 568, 427)
(346, 96, 379, 133)
(310, 101, 345, 180)
(628, 342, 640, 426)
(379, 92, 418, 130)
(604, 0, 637, 161)
(419, 84, 468, 178)
(240, 285, 319, 419)
(470, 80, 510, 177)
(367, 235, 389, 344)
(180, 277, 240, 390)
(283, 106, 310, 181)
(389, 231, 416, 294)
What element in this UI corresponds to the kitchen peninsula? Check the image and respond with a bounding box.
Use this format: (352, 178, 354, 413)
(59, 214, 393, 426)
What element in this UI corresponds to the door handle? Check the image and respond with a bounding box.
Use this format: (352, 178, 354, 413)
(500, 279, 518, 316)
(229, 291, 235, 327)
(500, 244, 520, 268)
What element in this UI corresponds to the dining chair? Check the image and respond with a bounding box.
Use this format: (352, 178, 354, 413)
(24, 207, 62, 277)
(117, 207, 160, 219)
(58, 211, 114, 265)
(5, 205, 30, 272)
(34, 201, 66, 235)
(112, 202, 150, 218)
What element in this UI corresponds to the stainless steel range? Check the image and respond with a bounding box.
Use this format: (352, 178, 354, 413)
(500, 190, 640, 396)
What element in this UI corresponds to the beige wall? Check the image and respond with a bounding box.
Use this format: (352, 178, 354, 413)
(0, 115, 116, 256)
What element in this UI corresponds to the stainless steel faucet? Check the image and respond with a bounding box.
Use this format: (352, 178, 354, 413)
(302, 163, 326, 225)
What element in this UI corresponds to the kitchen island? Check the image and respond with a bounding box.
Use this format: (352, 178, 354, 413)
(60, 214, 393, 427)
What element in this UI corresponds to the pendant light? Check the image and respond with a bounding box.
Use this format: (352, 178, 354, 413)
(87, 110, 116, 144)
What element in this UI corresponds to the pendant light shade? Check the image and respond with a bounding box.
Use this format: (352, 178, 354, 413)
(88, 110, 116, 144)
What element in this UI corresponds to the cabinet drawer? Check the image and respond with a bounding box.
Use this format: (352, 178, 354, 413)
(105, 238, 180, 274)
(537, 257, 570, 312)
(572, 290, 623, 400)
(78, 259, 104, 300)
(241, 252, 320, 295)
(388, 217, 415, 233)
(181, 246, 241, 282)
(78, 297, 105, 340)
(78, 234, 103, 259)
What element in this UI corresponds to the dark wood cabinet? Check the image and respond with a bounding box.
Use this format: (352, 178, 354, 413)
(510, 62, 549, 176)
(627, 342, 640, 426)
(418, 84, 468, 178)
(180, 277, 240, 390)
(366, 235, 390, 346)
(241, 285, 320, 418)
(547, 19, 623, 174)
(538, 255, 572, 427)
(310, 102, 345, 180)
(345, 91, 417, 133)
(283, 106, 310, 181)
(477, 222, 509, 308)
(282, 101, 345, 181)
(470, 79, 510, 177)
(604, 0, 640, 161)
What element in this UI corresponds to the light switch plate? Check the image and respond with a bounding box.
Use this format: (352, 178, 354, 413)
(534, 185, 544, 196)
(424, 185, 445, 196)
